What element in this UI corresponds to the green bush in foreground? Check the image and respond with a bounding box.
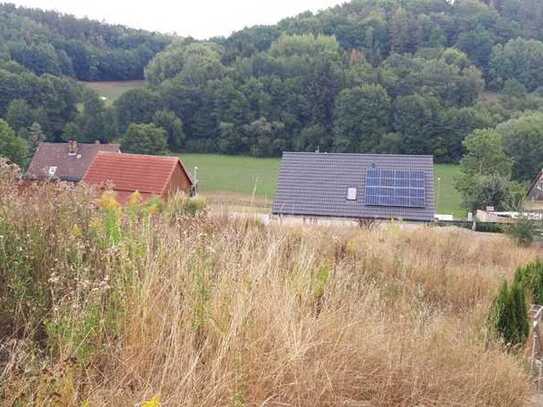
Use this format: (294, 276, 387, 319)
(514, 260, 543, 305)
(489, 260, 543, 348)
(489, 279, 530, 348)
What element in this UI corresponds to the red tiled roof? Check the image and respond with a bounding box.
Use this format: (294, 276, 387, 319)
(82, 152, 193, 196)
(26, 142, 120, 181)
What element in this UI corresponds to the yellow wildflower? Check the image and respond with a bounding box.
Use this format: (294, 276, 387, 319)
(98, 191, 121, 211)
(71, 224, 82, 238)
(142, 395, 160, 407)
(89, 216, 102, 232)
(128, 190, 142, 207)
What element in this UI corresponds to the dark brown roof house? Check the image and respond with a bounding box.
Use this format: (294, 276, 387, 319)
(26, 141, 120, 182)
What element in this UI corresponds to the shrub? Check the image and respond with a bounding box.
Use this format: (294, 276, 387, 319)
(162, 193, 206, 218)
(514, 260, 543, 304)
(488, 260, 543, 348)
(183, 195, 206, 216)
(489, 279, 530, 347)
(507, 215, 540, 246)
(475, 222, 504, 233)
(145, 196, 164, 215)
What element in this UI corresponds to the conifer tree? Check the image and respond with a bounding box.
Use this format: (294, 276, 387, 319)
(514, 261, 543, 305)
(510, 279, 529, 345)
(490, 279, 530, 347)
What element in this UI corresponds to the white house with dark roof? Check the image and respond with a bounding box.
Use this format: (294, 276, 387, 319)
(272, 152, 435, 222)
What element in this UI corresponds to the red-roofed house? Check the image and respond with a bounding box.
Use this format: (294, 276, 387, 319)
(83, 152, 194, 203)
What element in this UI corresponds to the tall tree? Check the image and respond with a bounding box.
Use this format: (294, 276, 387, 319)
(243, 118, 287, 157)
(114, 88, 161, 133)
(393, 94, 441, 156)
(456, 128, 519, 211)
(390, 8, 412, 54)
(333, 84, 391, 153)
(490, 38, 543, 91)
(152, 110, 185, 151)
(459, 129, 512, 178)
(5, 99, 34, 132)
(120, 123, 167, 155)
(0, 119, 27, 166)
(498, 112, 543, 181)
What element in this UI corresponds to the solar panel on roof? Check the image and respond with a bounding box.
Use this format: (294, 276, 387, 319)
(365, 168, 426, 208)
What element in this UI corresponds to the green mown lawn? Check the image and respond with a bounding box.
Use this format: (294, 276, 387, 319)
(182, 154, 465, 219)
(434, 164, 465, 219)
(182, 154, 280, 202)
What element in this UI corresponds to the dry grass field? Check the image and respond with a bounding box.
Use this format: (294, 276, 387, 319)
(0, 162, 540, 406)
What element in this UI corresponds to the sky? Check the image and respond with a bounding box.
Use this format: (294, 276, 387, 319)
(10, 0, 346, 39)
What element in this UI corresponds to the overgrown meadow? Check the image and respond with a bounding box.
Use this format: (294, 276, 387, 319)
(0, 161, 539, 406)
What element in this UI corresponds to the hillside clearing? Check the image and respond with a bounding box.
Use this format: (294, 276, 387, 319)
(80, 80, 146, 104)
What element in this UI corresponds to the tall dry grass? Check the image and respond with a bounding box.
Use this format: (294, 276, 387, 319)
(0, 162, 540, 406)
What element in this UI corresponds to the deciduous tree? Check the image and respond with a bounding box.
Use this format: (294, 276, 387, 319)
(333, 84, 391, 153)
(120, 123, 167, 155)
(0, 119, 27, 166)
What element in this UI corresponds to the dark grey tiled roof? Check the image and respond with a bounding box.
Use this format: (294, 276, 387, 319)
(272, 152, 435, 222)
(26, 142, 120, 182)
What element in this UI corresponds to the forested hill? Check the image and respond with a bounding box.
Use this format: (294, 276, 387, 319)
(221, 0, 543, 76)
(127, 0, 543, 162)
(2, 0, 543, 178)
(0, 3, 170, 80)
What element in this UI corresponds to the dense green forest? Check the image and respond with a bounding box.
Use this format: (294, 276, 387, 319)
(0, 3, 169, 80)
(1, 0, 543, 191)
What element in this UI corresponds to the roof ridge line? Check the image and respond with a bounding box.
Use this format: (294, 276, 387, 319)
(96, 151, 179, 160)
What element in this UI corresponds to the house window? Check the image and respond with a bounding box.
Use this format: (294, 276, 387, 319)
(347, 187, 357, 201)
(48, 166, 57, 177)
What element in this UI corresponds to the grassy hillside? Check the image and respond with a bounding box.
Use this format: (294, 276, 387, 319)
(0, 165, 536, 405)
(80, 80, 146, 104)
(182, 154, 465, 218)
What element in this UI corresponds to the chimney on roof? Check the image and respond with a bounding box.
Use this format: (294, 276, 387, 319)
(68, 140, 78, 156)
